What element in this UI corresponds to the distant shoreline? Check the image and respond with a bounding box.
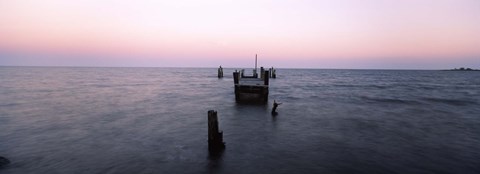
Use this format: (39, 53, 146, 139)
(443, 67, 480, 71)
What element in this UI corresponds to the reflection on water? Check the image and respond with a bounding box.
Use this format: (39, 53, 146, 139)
(0, 67, 479, 174)
(207, 148, 224, 174)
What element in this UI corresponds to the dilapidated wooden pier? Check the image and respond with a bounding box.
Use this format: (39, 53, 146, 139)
(233, 70, 269, 103)
(224, 54, 276, 103)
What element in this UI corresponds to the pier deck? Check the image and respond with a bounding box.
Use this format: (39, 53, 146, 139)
(238, 78, 267, 86)
(233, 71, 269, 103)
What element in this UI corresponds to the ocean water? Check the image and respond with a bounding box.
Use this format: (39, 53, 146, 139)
(0, 67, 479, 174)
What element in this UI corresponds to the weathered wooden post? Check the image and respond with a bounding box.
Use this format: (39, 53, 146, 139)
(217, 66, 223, 78)
(264, 70, 269, 86)
(233, 71, 240, 102)
(233, 71, 239, 85)
(260, 67, 265, 79)
(272, 68, 276, 78)
(263, 70, 270, 102)
(271, 100, 282, 116)
(208, 110, 225, 151)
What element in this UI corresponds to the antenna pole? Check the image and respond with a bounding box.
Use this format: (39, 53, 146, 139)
(255, 54, 257, 76)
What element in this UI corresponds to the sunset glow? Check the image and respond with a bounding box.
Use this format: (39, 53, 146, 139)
(1, 0, 479, 68)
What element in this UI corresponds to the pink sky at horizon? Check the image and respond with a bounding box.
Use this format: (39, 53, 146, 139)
(1, 0, 479, 68)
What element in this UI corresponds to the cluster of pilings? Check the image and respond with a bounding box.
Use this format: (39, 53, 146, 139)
(222, 67, 277, 79)
(269, 67, 276, 78)
(260, 67, 276, 79)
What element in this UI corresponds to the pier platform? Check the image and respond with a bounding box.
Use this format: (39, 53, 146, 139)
(233, 71, 269, 103)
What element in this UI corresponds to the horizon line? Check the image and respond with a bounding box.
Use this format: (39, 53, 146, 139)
(0, 65, 472, 71)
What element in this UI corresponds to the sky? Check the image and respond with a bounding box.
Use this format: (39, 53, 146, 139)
(0, 0, 479, 69)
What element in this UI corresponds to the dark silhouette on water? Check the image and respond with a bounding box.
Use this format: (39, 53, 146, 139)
(0, 156, 10, 168)
(269, 67, 277, 78)
(271, 100, 282, 116)
(217, 66, 223, 78)
(207, 110, 225, 153)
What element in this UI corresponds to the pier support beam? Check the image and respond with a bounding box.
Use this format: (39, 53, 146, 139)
(208, 110, 225, 152)
(263, 70, 270, 102)
(264, 71, 269, 86)
(233, 72, 239, 85)
(233, 72, 240, 102)
(260, 67, 265, 79)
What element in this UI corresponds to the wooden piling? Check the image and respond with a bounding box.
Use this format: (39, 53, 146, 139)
(233, 72, 240, 102)
(233, 72, 239, 84)
(271, 100, 282, 116)
(262, 70, 270, 102)
(208, 110, 225, 151)
(260, 67, 265, 79)
(217, 66, 223, 78)
(264, 70, 269, 86)
(268, 67, 276, 78)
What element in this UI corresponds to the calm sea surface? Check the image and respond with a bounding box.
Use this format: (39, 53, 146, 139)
(0, 67, 479, 174)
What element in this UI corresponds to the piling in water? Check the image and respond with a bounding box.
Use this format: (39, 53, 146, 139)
(233, 71, 239, 84)
(208, 110, 225, 152)
(271, 100, 282, 116)
(233, 72, 240, 102)
(269, 67, 276, 78)
(218, 66, 223, 78)
(260, 67, 265, 79)
(264, 70, 270, 86)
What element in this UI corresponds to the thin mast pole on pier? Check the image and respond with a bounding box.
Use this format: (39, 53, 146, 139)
(255, 54, 257, 77)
